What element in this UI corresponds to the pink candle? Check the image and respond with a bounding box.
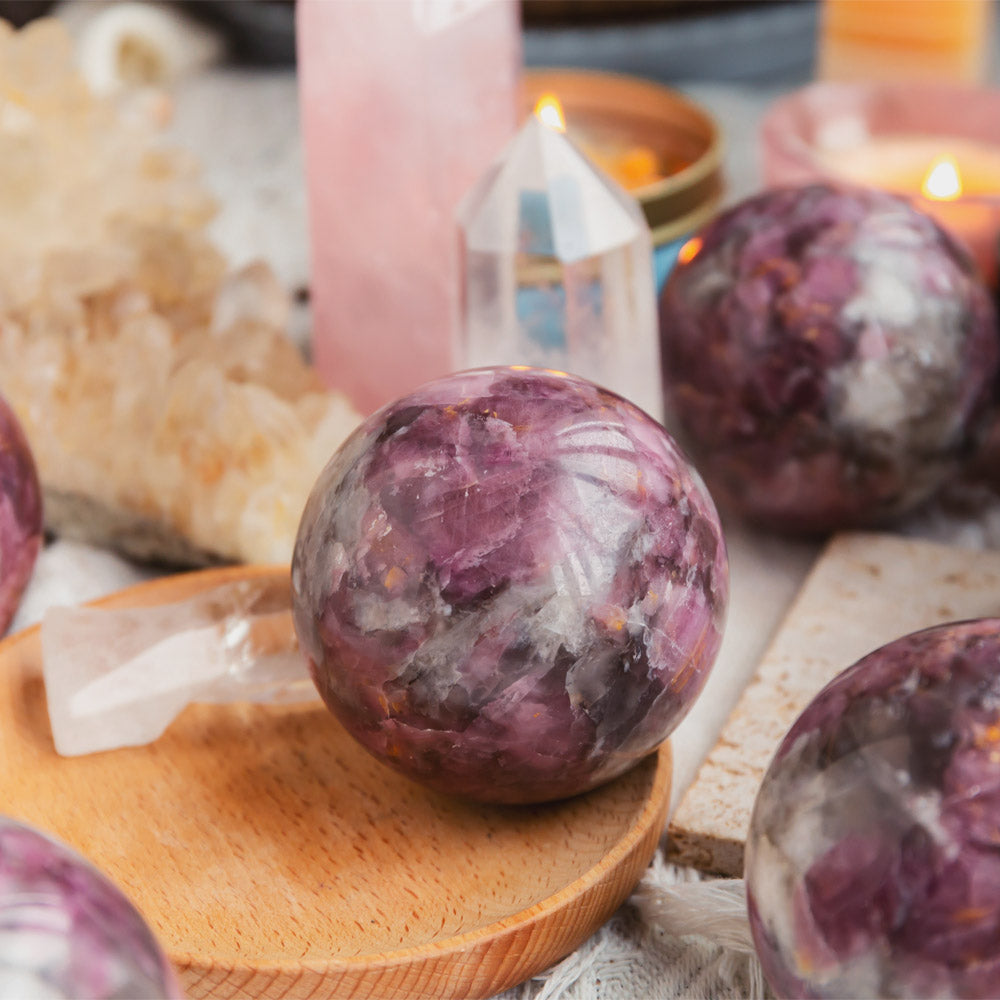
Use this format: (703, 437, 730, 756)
(815, 136, 1000, 283)
(297, 1, 521, 415)
(762, 82, 1000, 286)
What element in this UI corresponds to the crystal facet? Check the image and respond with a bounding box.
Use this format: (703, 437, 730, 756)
(42, 577, 312, 756)
(659, 183, 999, 532)
(0, 392, 42, 635)
(746, 619, 1000, 1000)
(292, 367, 728, 804)
(459, 116, 664, 421)
(0, 816, 182, 999)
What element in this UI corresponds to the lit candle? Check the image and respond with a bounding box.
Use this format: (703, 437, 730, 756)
(534, 90, 665, 192)
(523, 70, 724, 291)
(814, 134, 1000, 283)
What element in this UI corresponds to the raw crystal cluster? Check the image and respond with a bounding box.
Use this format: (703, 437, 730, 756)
(292, 367, 729, 804)
(0, 815, 182, 998)
(0, 394, 41, 634)
(746, 620, 1000, 1000)
(0, 20, 360, 566)
(659, 183, 999, 533)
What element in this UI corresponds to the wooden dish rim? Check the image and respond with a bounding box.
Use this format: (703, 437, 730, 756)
(16, 564, 672, 992)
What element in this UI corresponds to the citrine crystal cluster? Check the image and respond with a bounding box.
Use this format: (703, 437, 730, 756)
(0, 20, 360, 566)
(747, 620, 1000, 999)
(0, 816, 182, 998)
(659, 184, 998, 533)
(292, 367, 728, 804)
(0, 393, 42, 633)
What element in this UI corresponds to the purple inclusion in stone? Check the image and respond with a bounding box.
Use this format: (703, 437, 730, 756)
(658, 183, 999, 533)
(0, 816, 182, 998)
(292, 367, 729, 804)
(745, 620, 1000, 999)
(0, 393, 42, 634)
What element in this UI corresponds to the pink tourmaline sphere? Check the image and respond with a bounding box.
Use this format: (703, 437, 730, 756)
(0, 816, 183, 998)
(746, 620, 1000, 999)
(0, 393, 42, 634)
(659, 184, 999, 533)
(292, 367, 729, 803)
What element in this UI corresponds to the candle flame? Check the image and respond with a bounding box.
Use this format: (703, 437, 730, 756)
(922, 155, 963, 201)
(534, 93, 566, 133)
(678, 237, 703, 266)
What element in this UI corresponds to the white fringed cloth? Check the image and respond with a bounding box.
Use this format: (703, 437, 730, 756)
(503, 854, 765, 1000)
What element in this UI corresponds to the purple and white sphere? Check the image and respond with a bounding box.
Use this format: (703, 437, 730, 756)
(659, 183, 999, 533)
(292, 367, 729, 803)
(0, 816, 182, 998)
(746, 620, 1000, 999)
(0, 394, 42, 634)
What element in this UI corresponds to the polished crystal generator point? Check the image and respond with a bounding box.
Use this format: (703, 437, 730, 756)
(746, 620, 1000, 999)
(659, 183, 999, 532)
(0, 816, 183, 998)
(292, 367, 728, 804)
(459, 115, 664, 421)
(0, 393, 42, 635)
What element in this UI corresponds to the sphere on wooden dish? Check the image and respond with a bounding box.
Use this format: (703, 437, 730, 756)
(0, 815, 182, 998)
(746, 620, 1000, 999)
(658, 183, 999, 533)
(292, 366, 729, 803)
(0, 393, 42, 634)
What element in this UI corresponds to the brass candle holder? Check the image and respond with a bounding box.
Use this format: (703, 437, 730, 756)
(523, 68, 724, 287)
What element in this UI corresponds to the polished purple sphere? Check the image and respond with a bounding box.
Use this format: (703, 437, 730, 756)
(0, 394, 42, 634)
(0, 816, 182, 998)
(659, 183, 999, 533)
(746, 620, 1000, 999)
(292, 367, 728, 803)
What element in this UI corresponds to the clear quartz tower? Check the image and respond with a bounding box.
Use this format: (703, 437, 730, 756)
(458, 113, 664, 421)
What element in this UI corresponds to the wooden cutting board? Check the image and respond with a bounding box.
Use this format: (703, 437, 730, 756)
(0, 565, 672, 1000)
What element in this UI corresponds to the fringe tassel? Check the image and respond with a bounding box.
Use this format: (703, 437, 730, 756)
(633, 877, 756, 954)
(632, 866, 769, 1000)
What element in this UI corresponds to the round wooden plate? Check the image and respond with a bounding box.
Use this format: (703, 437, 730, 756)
(0, 566, 672, 1000)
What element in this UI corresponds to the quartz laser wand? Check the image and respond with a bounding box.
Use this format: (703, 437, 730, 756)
(42, 576, 316, 757)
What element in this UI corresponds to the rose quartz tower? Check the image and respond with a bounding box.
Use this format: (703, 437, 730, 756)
(297, 0, 521, 415)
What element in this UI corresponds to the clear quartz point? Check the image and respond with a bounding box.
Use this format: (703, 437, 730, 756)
(41, 576, 316, 757)
(457, 115, 664, 421)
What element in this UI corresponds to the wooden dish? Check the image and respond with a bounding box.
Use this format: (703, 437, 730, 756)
(0, 566, 673, 1000)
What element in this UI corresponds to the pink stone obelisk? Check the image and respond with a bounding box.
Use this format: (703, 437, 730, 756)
(297, 0, 521, 415)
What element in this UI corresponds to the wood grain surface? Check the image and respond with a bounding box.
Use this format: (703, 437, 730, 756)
(0, 565, 672, 1000)
(668, 531, 1000, 876)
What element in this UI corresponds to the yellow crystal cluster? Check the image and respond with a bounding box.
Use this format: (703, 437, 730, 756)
(0, 20, 360, 565)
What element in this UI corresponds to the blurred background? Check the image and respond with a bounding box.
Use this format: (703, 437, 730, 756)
(1, 0, 821, 83)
